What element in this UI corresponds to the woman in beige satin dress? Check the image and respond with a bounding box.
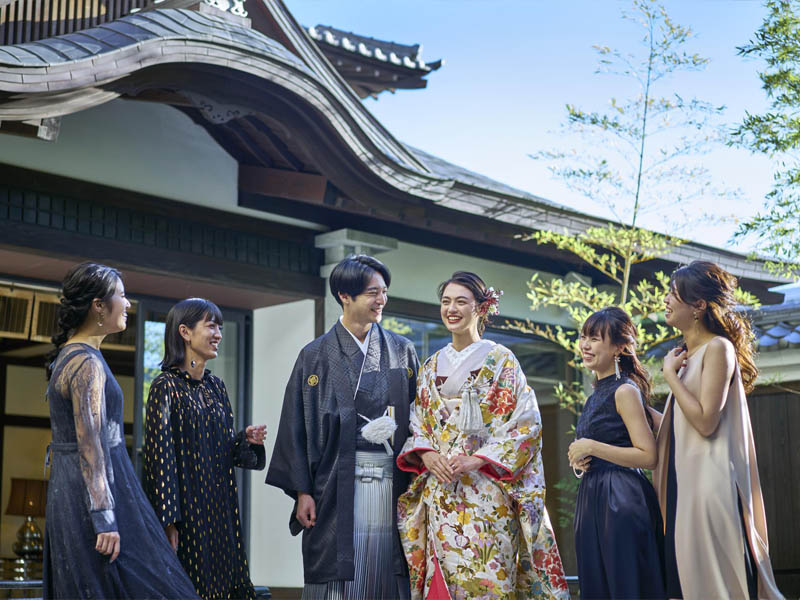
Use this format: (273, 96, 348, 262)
(653, 261, 782, 599)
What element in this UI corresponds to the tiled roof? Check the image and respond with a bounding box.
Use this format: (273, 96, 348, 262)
(748, 300, 800, 350)
(0, 9, 788, 287)
(307, 24, 441, 72)
(0, 8, 304, 69)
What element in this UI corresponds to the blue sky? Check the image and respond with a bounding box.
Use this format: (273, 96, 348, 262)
(285, 1, 773, 253)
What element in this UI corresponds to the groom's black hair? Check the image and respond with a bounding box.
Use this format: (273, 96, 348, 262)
(329, 255, 391, 306)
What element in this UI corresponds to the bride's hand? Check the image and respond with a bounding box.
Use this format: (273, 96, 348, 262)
(448, 454, 485, 479)
(421, 451, 454, 484)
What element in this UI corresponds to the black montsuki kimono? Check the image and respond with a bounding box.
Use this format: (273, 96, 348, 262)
(266, 321, 419, 585)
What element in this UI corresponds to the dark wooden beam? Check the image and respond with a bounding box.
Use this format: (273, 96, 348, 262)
(0, 219, 324, 300)
(0, 117, 60, 141)
(239, 165, 327, 204)
(0, 162, 316, 244)
(245, 116, 306, 171)
(225, 119, 275, 167)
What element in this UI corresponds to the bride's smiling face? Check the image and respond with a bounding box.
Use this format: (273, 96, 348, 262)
(440, 283, 480, 336)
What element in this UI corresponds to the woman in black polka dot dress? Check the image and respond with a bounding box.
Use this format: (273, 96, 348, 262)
(143, 298, 266, 599)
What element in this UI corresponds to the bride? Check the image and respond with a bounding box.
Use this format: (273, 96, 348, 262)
(396, 271, 568, 600)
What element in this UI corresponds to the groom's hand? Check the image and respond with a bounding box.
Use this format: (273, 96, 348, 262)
(296, 492, 317, 528)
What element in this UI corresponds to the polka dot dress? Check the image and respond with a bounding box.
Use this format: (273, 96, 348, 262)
(143, 368, 265, 600)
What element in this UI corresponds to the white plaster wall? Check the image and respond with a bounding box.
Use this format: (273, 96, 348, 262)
(248, 299, 315, 588)
(0, 99, 323, 231)
(379, 241, 571, 326)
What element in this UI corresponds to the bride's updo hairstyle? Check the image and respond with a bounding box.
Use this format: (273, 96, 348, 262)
(46, 262, 121, 379)
(437, 271, 494, 335)
(670, 260, 758, 392)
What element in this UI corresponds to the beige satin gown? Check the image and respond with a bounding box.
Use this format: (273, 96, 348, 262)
(653, 339, 783, 599)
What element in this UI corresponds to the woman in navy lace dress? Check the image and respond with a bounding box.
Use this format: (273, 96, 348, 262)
(567, 307, 665, 600)
(43, 262, 198, 599)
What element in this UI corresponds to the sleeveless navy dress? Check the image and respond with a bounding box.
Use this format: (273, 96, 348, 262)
(574, 374, 665, 599)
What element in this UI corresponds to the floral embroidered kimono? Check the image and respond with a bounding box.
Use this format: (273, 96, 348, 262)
(397, 340, 568, 600)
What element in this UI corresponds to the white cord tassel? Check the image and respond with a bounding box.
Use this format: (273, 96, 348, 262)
(359, 407, 397, 456)
(457, 389, 484, 434)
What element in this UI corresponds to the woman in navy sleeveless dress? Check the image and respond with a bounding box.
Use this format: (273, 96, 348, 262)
(43, 263, 198, 599)
(568, 307, 665, 600)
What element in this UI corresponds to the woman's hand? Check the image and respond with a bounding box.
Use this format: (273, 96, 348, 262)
(404, 452, 422, 466)
(95, 531, 120, 562)
(568, 438, 595, 467)
(296, 492, 316, 529)
(448, 454, 485, 479)
(245, 424, 267, 445)
(572, 456, 592, 473)
(663, 347, 687, 379)
(165, 523, 178, 552)
(421, 451, 454, 484)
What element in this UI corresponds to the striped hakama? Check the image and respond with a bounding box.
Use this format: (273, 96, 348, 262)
(302, 450, 407, 600)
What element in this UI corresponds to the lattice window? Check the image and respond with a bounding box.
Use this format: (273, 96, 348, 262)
(0, 286, 33, 339)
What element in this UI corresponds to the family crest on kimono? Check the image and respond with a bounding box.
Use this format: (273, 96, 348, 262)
(43, 263, 198, 600)
(143, 298, 267, 600)
(266, 255, 420, 600)
(568, 307, 665, 600)
(653, 261, 783, 599)
(397, 271, 568, 600)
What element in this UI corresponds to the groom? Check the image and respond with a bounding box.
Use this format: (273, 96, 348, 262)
(266, 254, 420, 599)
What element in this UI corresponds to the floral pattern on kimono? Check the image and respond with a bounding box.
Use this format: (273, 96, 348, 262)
(397, 343, 569, 600)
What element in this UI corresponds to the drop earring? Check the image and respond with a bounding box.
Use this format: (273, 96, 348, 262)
(614, 354, 621, 380)
(97, 312, 104, 328)
(693, 311, 699, 321)
(189, 341, 196, 368)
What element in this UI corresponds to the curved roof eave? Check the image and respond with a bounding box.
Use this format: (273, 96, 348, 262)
(256, 0, 431, 172)
(0, 8, 452, 202)
(0, 8, 785, 285)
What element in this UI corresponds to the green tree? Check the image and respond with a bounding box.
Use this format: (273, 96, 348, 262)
(516, 0, 754, 413)
(730, 0, 800, 278)
(511, 0, 760, 527)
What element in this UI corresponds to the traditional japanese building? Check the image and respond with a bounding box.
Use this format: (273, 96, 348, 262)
(0, 0, 794, 595)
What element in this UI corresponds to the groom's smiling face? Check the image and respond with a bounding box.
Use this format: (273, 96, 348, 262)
(341, 272, 388, 326)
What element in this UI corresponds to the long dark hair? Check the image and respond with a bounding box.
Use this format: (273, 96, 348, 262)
(46, 262, 121, 379)
(581, 306, 652, 402)
(161, 298, 224, 369)
(438, 271, 494, 335)
(670, 260, 757, 392)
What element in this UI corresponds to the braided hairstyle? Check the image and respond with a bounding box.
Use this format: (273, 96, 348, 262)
(670, 260, 758, 392)
(46, 262, 121, 379)
(581, 306, 652, 403)
(437, 271, 494, 335)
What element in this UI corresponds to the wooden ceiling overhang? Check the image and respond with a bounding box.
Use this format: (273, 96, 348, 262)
(0, 1, 786, 301)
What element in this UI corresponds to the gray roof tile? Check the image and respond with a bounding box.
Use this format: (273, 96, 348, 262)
(307, 24, 440, 72)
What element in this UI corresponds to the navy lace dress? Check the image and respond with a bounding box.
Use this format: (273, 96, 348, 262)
(43, 343, 198, 599)
(574, 374, 665, 600)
